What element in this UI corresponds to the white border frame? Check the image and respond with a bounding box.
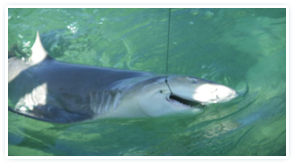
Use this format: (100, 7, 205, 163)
(4, 5, 290, 161)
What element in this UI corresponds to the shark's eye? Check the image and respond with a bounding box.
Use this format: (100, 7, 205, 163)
(189, 78, 198, 84)
(159, 90, 163, 93)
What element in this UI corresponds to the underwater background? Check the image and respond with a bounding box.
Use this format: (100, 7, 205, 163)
(7, 8, 286, 156)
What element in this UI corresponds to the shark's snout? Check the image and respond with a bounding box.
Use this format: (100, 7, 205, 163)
(167, 76, 238, 105)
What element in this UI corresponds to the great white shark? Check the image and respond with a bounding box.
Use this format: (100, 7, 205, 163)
(8, 32, 238, 123)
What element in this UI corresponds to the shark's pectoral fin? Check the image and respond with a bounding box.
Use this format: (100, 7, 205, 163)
(8, 105, 92, 123)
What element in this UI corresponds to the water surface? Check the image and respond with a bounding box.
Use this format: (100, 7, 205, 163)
(8, 8, 286, 156)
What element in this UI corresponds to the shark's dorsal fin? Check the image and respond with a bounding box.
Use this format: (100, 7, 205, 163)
(28, 31, 48, 66)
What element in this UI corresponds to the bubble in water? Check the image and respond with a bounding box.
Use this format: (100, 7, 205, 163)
(204, 11, 214, 19)
(67, 22, 78, 34)
(23, 41, 31, 47)
(18, 34, 23, 39)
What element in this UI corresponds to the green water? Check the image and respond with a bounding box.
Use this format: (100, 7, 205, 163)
(8, 8, 286, 156)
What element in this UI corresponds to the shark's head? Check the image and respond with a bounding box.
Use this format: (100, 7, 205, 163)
(132, 76, 238, 117)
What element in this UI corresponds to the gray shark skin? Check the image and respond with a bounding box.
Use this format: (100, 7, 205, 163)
(8, 32, 238, 123)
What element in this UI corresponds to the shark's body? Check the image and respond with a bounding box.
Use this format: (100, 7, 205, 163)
(8, 32, 238, 123)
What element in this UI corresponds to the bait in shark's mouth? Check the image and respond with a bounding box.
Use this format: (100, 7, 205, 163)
(167, 94, 205, 108)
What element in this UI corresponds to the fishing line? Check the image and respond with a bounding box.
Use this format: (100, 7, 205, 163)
(165, 8, 173, 94)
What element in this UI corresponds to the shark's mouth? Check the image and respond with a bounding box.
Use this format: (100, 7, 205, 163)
(167, 94, 205, 108)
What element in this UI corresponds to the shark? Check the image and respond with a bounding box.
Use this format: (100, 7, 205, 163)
(8, 32, 238, 123)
